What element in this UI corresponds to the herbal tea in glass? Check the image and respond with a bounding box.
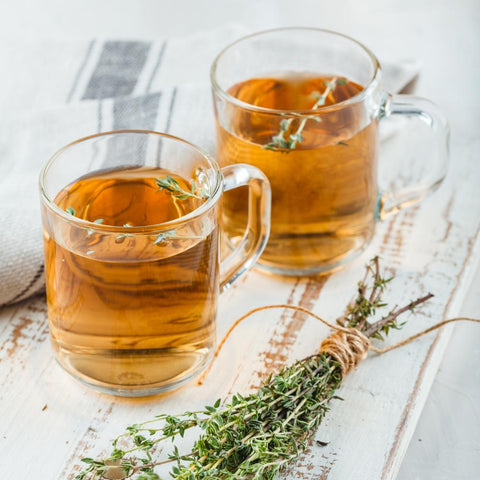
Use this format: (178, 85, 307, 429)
(216, 74, 377, 273)
(211, 28, 448, 275)
(46, 166, 218, 392)
(40, 131, 271, 395)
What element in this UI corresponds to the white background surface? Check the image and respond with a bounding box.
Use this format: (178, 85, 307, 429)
(0, 1, 478, 478)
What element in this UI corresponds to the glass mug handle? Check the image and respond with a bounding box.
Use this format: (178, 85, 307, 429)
(378, 93, 449, 218)
(219, 164, 271, 291)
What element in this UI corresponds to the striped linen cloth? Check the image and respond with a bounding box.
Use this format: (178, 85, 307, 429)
(0, 25, 419, 306)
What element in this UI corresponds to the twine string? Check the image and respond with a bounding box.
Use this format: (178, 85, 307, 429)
(197, 304, 480, 384)
(368, 317, 480, 354)
(320, 329, 370, 376)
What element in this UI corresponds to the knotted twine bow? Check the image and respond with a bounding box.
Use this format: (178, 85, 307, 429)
(198, 304, 480, 383)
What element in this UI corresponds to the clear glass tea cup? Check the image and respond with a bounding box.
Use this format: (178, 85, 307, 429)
(211, 27, 448, 275)
(39, 130, 270, 396)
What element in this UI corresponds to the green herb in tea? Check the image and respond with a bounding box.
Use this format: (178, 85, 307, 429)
(156, 175, 207, 200)
(51, 166, 215, 391)
(264, 77, 347, 151)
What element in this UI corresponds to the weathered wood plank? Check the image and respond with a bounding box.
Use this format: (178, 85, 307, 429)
(0, 135, 478, 479)
(0, 11, 479, 479)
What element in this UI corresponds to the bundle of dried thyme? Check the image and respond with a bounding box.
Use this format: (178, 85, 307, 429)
(75, 258, 434, 480)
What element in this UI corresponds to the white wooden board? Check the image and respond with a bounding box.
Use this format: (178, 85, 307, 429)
(1, 134, 479, 479)
(1, 4, 480, 479)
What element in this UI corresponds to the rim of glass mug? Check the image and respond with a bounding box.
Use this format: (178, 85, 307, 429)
(39, 130, 224, 234)
(210, 27, 382, 115)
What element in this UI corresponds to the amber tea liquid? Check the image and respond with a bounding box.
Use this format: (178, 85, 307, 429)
(44, 167, 218, 393)
(216, 74, 378, 272)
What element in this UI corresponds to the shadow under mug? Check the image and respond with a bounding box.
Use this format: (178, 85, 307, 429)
(39, 130, 271, 396)
(211, 27, 449, 275)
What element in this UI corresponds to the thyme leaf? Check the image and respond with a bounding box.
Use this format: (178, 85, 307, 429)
(155, 175, 206, 201)
(153, 230, 177, 245)
(264, 77, 346, 152)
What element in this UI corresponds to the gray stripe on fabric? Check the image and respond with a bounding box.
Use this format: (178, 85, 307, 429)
(156, 87, 177, 167)
(85, 101, 104, 171)
(102, 92, 162, 169)
(97, 100, 103, 132)
(1, 264, 44, 307)
(112, 92, 162, 130)
(66, 39, 96, 103)
(82, 41, 151, 100)
(145, 41, 167, 93)
(165, 87, 177, 133)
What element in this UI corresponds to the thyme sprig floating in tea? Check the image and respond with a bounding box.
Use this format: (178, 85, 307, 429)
(88, 218, 104, 236)
(116, 224, 134, 241)
(153, 229, 177, 245)
(155, 175, 207, 201)
(64, 184, 202, 248)
(264, 77, 346, 152)
(75, 257, 435, 480)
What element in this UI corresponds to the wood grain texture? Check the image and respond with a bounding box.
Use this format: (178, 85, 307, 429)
(1, 1, 479, 478)
(1, 134, 479, 479)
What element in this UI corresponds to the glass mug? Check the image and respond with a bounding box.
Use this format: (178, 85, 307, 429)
(211, 28, 449, 275)
(39, 130, 270, 396)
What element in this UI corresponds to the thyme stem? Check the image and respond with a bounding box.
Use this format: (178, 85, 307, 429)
(155, 175, 206, 200)
(364, 293, 434, 337)
(264, 77, 345, 151)
(75, 257, 434, 480)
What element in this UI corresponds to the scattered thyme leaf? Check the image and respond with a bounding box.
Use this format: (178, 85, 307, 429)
(66, 206, 76, 216)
